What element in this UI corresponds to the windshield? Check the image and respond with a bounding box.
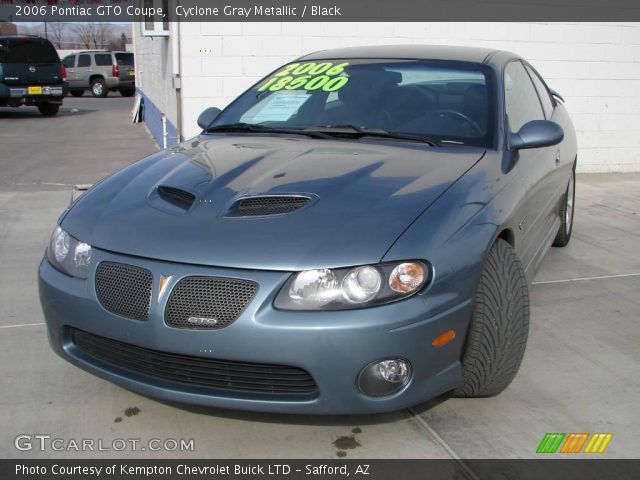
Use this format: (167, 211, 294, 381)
(0, 37, 59, 64)
(211, 59, 496, 147)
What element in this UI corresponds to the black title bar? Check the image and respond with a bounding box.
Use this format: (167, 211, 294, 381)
(2, 0, 640, 22)
(2, 459, 640, 480)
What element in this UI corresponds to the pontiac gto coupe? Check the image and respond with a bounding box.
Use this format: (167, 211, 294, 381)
(39, 46, 576, 413)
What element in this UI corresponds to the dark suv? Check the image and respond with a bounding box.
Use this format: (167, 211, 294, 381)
(0, 35, 67, 116)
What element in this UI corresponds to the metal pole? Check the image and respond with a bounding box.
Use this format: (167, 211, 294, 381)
(44, 21, 48, 39)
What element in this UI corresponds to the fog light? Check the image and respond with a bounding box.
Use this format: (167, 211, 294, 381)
(357, 358, 412, 397)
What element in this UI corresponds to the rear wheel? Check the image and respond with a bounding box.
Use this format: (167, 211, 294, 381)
(90, 78, 108, 97)
(451, 239, 529, 397)
(553, 168, 575, 247)
(37, 103, 60, 116)
(120, 89, 135, 97)
(69, 90, 84, 97)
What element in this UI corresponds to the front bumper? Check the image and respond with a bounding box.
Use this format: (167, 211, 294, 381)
(38, 248, 472, 414)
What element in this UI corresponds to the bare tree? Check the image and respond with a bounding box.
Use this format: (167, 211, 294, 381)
(73, 23, 94, 49)
(48, 23, 68, 49)
(73, 23, 114, 49)
(93, 23, 113, 49)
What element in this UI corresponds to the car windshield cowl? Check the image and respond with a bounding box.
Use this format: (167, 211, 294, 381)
(206, 122, 440, 146)
(206, 122, 333, 139)
(303, 125, 440, 146)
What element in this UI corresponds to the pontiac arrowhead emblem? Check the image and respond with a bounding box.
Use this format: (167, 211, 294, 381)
(158, 275, 172, 299)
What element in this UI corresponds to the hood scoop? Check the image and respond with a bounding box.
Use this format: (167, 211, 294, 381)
(226, 195, 312, 217)
(150, 185, 197, 214)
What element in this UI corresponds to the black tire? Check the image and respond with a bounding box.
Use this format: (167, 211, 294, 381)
(553, 168, 575, 247)
(69, 90, 84, 97)
(90, 78, 108, 97)
(451, 238, 529, 397)
(37, 103, 60, 116)
(119, 89, 135, 97)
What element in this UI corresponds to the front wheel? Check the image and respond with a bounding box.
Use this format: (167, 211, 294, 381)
(553, 168, 575, 247)
(37, 103, 60, 116)
(451, 238, 530, 398)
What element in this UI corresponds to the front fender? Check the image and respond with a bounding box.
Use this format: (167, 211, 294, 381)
(382, 150, 527, 318)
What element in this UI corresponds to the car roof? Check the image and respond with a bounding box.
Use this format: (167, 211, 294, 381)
(73, 50, 131, 54)
(0, 35, 49, 41)
(299, 44, 518, 65)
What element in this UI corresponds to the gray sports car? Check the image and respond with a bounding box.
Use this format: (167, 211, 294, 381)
(39, 46, 577, 414)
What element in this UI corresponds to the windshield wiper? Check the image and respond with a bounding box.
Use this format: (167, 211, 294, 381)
(304, 125, 439, 146)
(206, 123, 331, 139)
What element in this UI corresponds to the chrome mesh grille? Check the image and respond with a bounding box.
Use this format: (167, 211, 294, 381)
(70, 328, 318, 396)
(229, 196, 310, 216)
(165, 276, 258, 329)
(95, 262, 152, 321)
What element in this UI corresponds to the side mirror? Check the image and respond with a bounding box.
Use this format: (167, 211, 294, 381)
(511, 120, 564, 150)
(197, 107, 221, 130)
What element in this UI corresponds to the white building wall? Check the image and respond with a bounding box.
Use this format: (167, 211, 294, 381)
(134, 23, 178, 133)
(162, 22, 640, 172)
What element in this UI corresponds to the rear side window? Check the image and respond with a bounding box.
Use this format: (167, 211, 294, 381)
(62, 56, 76, 68)
(78, 54, 91, 67)
(504, 61, 544, 132)
(94, 54, 112, 66)
(525, 65, 554, 118)
(0, 38, 59, 64)
(115, 53, 134, 66)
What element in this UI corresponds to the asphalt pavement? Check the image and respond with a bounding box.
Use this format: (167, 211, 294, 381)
(0, 95, 638, 461)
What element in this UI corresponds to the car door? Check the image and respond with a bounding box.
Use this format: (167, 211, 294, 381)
(76, 54, 92, 88)
(61, 55, 78, 88)
(504, 60, 561, 273)
(525, 63, 572, 214)
(93, 52, 113, 79)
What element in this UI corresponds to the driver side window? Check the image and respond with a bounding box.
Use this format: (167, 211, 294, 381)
(504, 61, 544, 132)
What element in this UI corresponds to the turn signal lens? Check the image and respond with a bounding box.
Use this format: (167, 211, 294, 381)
(389, 262, 426, 293)
(432, 329, 456, 348)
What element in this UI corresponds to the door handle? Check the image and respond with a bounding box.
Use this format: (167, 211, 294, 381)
(555, 151, 561, 165)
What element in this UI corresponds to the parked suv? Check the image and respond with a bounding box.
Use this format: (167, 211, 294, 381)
(0, 35, 67, 116)
(61, 51, 135, 97)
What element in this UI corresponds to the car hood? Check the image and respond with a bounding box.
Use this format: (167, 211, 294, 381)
(62, 134, 485, 271)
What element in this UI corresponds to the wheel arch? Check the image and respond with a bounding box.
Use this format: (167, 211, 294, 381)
(497, 227, 515, 248)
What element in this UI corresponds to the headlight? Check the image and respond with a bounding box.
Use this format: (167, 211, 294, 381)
(47, 226, 92, 279)
(274, 261, 429, 311)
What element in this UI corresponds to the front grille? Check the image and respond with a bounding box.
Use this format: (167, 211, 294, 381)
(228, 196, 310, 216)
(165, 277, 258, 329)
(95, 262, 152, 321)
(70, 328, 318, 396)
